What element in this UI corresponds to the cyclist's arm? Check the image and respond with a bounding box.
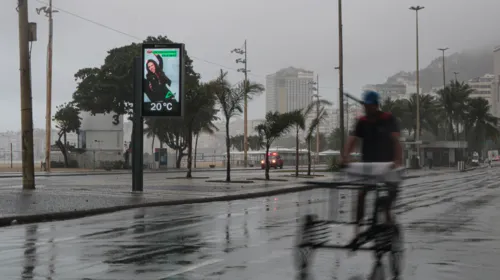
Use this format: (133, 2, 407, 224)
(342, 120, 362, 160)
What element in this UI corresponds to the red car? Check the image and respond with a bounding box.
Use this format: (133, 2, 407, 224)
(261, 152, 284, 169)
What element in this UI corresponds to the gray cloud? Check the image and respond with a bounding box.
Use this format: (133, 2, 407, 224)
(1, 0, 499, 131)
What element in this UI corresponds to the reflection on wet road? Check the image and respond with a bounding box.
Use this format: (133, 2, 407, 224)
(1, 170, 500, 279)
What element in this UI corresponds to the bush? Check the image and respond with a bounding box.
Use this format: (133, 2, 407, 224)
(327, 156, 341, 172)
(99, 160, 124, 170)
(50, 160, 79, 168)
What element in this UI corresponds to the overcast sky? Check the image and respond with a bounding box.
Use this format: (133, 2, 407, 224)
(1, 0, 500, 131)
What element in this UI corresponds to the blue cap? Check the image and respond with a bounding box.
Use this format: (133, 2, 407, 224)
(363, 90, 380, 105)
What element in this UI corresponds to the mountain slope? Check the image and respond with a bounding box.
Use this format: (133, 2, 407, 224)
(386, 47, 494, 92)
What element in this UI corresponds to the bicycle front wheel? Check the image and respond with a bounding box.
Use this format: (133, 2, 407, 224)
(390, 224, 404, 277)
(369, 262, 385, 280)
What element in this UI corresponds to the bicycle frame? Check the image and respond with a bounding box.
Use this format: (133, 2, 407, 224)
(294, 177, 404, 280)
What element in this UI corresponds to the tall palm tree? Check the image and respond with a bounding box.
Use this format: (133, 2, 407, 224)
(437, 81, 473, 140)
(212, 70, 264, 182)
(465, 97, 500, 155)
(405, 93, 440, 139)
(183, 83, 219, 178)
(193, 121, 218, 168)
(292, 98, 332, 177)
(305, 107, 329, 175)
(143, 121, 157, 155)
(256, 110, 303, 180)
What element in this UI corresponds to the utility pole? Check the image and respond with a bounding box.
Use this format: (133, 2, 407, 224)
(345, 99, 349, 135)
(231, 41, 250, 167)
(453, 71, 459, 81)
(438, 47, 449, 88)
(37, 0, 58, 172)
(10, 143, 13, 169)
(17, 0, 36, 189)
(338, 0, 345, 155)
(410, 5, 424, 167)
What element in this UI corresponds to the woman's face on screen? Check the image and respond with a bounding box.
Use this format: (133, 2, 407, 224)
(147, 61, 156, 73)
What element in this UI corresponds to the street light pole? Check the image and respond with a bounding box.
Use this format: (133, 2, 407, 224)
(438, 47, 449, 88)
(338, 0, 345, 156)
(37, 1, 58, 172)
(453, 71, 459, 81)
(410, 5, 424, 166)
(231, 41, 250, 168)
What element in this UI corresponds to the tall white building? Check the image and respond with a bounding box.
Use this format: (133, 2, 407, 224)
(467, 74, 495, 108)
(266, 67, 314, 113)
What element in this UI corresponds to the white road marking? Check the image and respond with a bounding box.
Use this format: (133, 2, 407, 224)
(160, 258, 223, 279)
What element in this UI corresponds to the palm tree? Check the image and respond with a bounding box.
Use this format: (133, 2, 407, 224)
(465, 97, 499, 155)
(143, 120, 157, 155)
(305, 107, 329, 175)
(193, 121, 218, 168)
(256, 110, 303, 180)
(380, 98, 407, 129)
(292, 99, 332, 177)
(437, 81, 473, 140)
(212, 70, 264, 182)
(405, 93, 440, 139)
(185, 83, 219, 177)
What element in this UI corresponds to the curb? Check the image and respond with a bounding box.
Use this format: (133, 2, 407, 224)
(0, 184, 321, 227)
(0, 166, 487, 227)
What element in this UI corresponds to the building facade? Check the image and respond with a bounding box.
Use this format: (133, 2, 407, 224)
(77, 112, 124, 167)
(467, 74, 495, 112)
(362, 83, 407, 101)
(491, 46, 500, 118)
(265, 67, 315, 113)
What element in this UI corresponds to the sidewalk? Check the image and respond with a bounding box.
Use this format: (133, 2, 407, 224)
(0, 164, 329, 178)
(0, 165, 490, 227)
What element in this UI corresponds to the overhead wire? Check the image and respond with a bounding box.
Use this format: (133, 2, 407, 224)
(34, 0, 334, 89)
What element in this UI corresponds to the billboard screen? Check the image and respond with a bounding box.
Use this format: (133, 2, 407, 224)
(141, 43, 184, 117)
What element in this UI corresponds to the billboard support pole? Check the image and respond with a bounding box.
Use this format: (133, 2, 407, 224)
(132, 57, 144, 192)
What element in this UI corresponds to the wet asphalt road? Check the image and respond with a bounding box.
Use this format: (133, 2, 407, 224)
(1, 168, 500, 280)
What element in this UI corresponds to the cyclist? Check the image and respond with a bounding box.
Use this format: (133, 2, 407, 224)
(340, 90, 402, 241)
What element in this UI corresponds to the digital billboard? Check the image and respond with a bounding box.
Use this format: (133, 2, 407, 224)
(141, 43, 184, 117)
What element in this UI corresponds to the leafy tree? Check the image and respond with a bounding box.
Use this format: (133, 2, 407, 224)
(52, 102, 82, 167)
(256, 110, 303, 180)
(72, 35, 200, 168)
(212, 70, 264, 182)
(184, 83, 218, 178)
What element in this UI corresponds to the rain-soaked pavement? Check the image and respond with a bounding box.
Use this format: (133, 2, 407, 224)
(1, 168, 500, 279)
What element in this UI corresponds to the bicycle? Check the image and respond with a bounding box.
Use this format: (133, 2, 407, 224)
(293, 162, 405, 280)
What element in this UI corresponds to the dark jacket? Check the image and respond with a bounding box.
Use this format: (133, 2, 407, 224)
(144, 55, 174, 102)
